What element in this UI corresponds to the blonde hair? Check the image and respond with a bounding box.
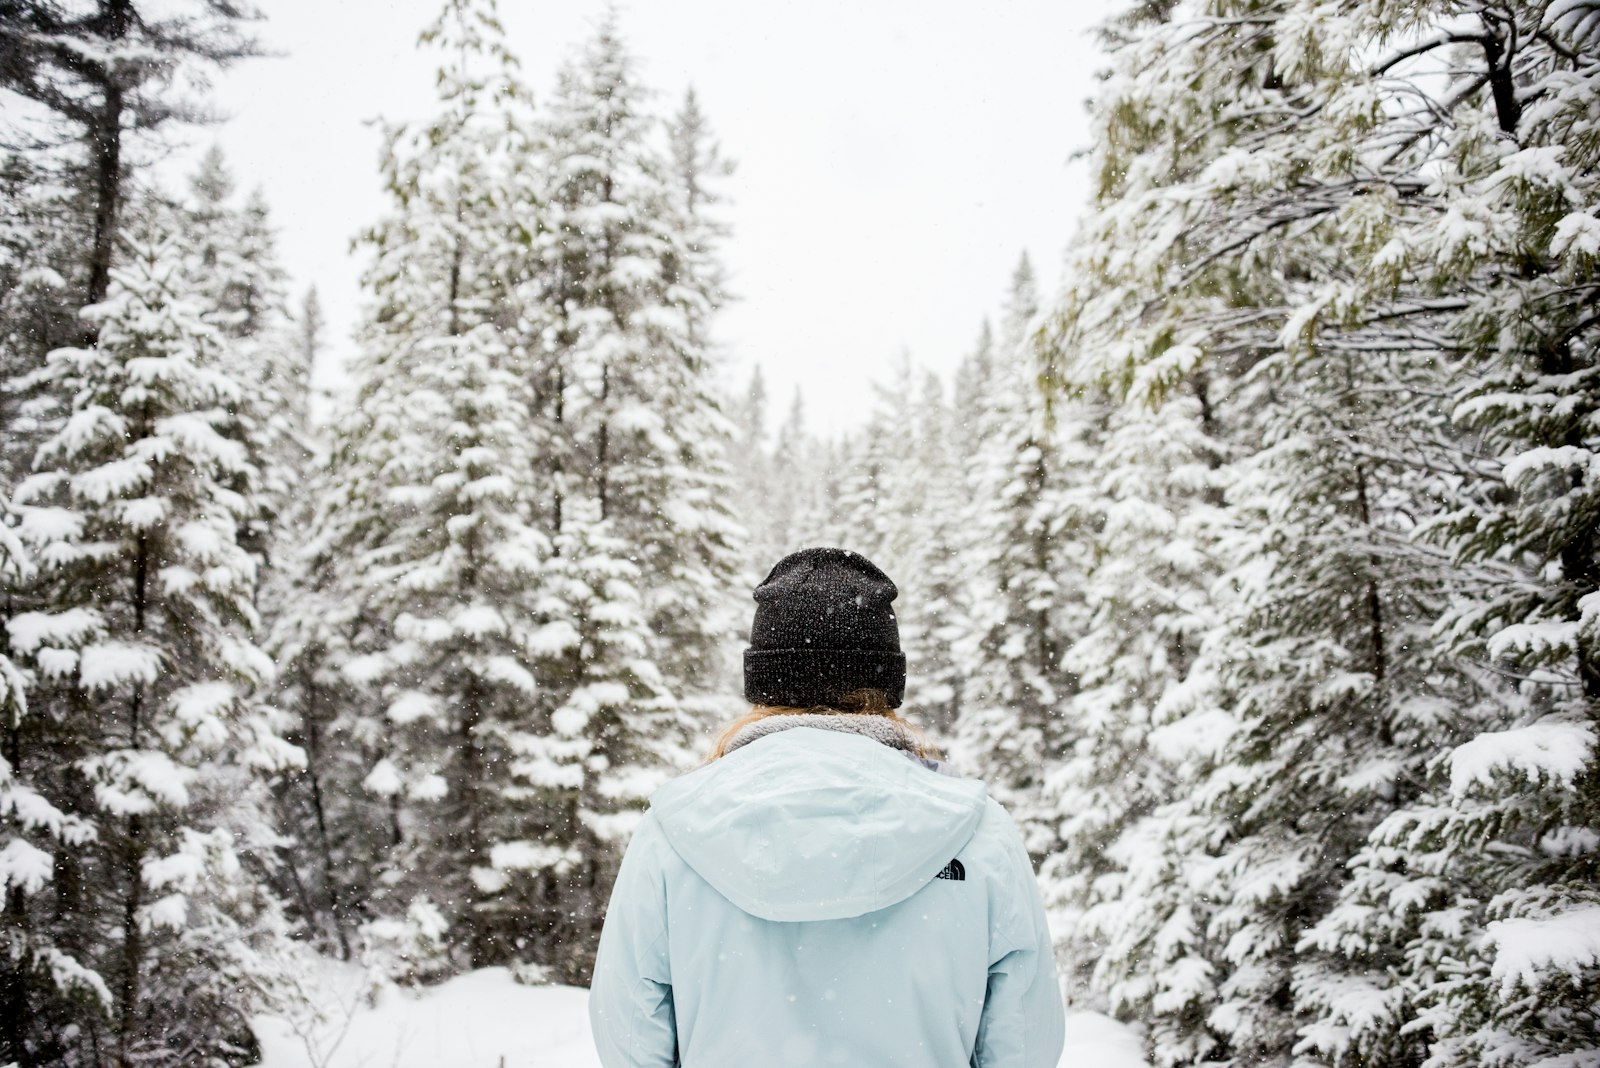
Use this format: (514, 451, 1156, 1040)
(706, 688, 941, 762)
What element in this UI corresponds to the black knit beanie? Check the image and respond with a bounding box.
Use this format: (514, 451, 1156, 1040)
(743, 547, 907, 709)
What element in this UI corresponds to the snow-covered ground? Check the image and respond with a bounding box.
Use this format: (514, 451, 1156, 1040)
(255, 966, 600, 1068)
(254, 965, 1148, 1068)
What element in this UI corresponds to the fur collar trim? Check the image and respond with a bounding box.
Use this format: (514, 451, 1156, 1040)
(722, 712, 919, 757)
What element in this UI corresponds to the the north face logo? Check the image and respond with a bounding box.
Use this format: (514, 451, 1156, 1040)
(935, 859, 965, 881)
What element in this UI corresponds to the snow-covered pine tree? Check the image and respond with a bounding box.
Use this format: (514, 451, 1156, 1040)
(297, 284, 325, 396)
(512, 502, 675, 981)
(0, 499, 105, 1065)
(1312, 9, 1600, 1066)
(0, 1, 262, 324)
(1043, 2, 1600, 1065)
(900, 369, 970, 736)
(727, 366, 832, 586)
(355, 314, 553, 971)
(173, 147, 309, 564)
(263, 479, 368, 962)
(260, 284, 373, 964)
(1034, 385, 1229, 1009)
(544, 15, 742, 701)
(1, 0, 267, 507)
(1, 9, 285, 1060)
(1, 172, 114, 1050)
(181, 147, 242, 311)
(667, 86, 734, 352)
(1191, 329, 1491, 1068)
(951, 319, 998, 477)
(825, 358, 971, 738)
(648, 86, 745, 715)
(953, 255, 1089, 855)
(517, 12, 743, 980)
(154, 148, 336, 970)
(180, 148, 293, 345)
(0, 152, 93, 489)
(927, 320, 1001, 743)
(8, 235, 302, 1065)
(287, 0, 552, 975)
(823, 354, 912, 560)
(1040, 1, 1382, 1056)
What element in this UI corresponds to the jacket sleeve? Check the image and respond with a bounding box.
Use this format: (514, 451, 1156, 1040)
(588, 810, 679, 1068)
(971, 809, 1067, 1068)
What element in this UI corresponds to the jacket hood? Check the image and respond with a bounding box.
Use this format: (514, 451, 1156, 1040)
(648, 726, 989, 922)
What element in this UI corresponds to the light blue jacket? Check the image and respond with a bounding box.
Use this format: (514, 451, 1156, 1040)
(588, 726, 1066, 1066)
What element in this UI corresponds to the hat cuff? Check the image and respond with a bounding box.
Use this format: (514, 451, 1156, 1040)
(743, 648, 907, 709)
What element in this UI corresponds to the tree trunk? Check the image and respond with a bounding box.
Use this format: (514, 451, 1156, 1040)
(461, 673, 487, 966)
(115, 814, 144, 1068)
(116, 524, 150, 1065)
(0, 618, 29, 1064)
(84, 0, 135, 321)
(302, 684, 352, 959)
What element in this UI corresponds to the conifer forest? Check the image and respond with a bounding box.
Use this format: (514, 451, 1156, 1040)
(1, 1, 1598, 1066)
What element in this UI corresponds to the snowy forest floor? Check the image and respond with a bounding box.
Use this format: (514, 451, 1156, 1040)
(251, 961, 1147, 1067)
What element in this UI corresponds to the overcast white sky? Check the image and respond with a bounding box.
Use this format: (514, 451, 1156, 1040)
(163, 0, 1113, 434)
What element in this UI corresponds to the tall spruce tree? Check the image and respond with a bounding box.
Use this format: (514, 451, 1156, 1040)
(953, 256, 1090, 854)
(280, 0, 553, 977)
(172, 148, 308, 565)
(1315, 8, 1600, 1065)
(2, 19, 281, 1053)
(755, 387, 841, 562)
(729, 366, 779, 571)
(518, 12, 743, 980)
(534, 15, 741, 702)
(1035, 388, 1229, 1009)
(951, 320, 998, 479)
(0, 152, 92, 488)
(667, 86, 734, 352)
(1042, 2, 1600, 1065)
(7, 236, 301, 1065)
(0, 1, 261, 321)
(901, 369, 970, 736)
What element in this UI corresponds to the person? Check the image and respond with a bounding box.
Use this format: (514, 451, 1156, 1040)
(588, 547, 1066, 1066)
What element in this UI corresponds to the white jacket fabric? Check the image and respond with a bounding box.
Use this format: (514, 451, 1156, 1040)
(588, 725, 1067, 1066)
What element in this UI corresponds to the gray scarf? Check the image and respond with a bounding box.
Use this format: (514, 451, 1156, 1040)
(723, 713, 962, 778)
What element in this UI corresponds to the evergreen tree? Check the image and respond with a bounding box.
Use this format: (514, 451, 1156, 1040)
(824, 354, 911, 561)
(1042, 2, 1600, 1065)
(7, 236, 301, 1065)
(667, 86, 734, 350)
(822, 357, 972, 737)
(761, 387, 831, 559)
(1320, 9, 1600, 1065)
(954, 256, 1089, 854)
(901, 369, 969, 735)
(173, 148, 308, 564)
(0, 1, 262, 319)
(263, 485, 367, 963)
(284, 0, 550, 976)
(1037, 389, 1228, 1009)
(534, 15, 742, 704)
(1193, 339, 1489, 1068)
(519, 13, 744, 979)
(0, 152, 93, 486)
(951, 320, 998, 474)
(0, 502, 106, 1066)
(511, 502, 674, 980)
(731, 366, 788, 572)
(296, 285, 325, 397)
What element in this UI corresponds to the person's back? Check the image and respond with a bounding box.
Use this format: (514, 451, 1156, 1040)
(588, 548, 1066, 1067)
